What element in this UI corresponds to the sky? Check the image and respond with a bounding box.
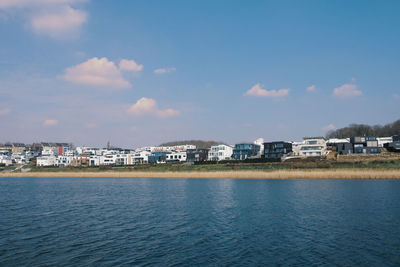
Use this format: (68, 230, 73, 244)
(1, 0, 400, 148)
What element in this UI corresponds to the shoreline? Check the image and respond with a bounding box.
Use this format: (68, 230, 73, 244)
(1, 169, 400, 179)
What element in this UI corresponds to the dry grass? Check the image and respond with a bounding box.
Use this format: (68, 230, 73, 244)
(1, 169, 400, 179)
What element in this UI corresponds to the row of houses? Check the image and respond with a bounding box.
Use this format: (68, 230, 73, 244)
(1, 136, 399, 167)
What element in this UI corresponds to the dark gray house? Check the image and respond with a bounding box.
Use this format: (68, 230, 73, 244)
(384, 135, 400, 152)
(334, 136, 380, 155)
(263, 142, 292, 160)
(186, 149, 209, 163)
(350, 136, 380, 154)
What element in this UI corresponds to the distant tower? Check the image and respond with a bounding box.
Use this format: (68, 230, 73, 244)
(107, 141, 110, 149)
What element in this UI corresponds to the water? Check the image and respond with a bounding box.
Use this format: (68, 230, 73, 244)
(1, 178, 400, 266)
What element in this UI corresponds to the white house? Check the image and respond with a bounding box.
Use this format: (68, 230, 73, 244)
(56, 156, 74, 167)
(0, 151, 12, 166)
(129, 150, 151, 164)
(151, 145, 196, 152)
(115, 154, 128, 165)
(42, 146, 58, 156)
(37, 155, 57, 166)
(89, 155, 101, 166)
(208, 144, 233, 161)
(166, 151, 187, 162)
(377, 137, 393, 147)
(292, 137, 328, 157)
(100, 154, 116, 165)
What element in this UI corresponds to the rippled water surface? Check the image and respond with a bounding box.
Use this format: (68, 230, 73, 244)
(1, 178, 400, 266)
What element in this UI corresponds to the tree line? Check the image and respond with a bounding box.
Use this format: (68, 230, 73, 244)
(326, 119, 400, 139)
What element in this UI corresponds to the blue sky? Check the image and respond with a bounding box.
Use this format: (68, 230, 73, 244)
(1, 0, 400, 148)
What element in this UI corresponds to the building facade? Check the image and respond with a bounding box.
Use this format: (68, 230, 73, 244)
(263, 142, 292, 160)
(186, 149, 209, 163)
(208, 144, 233, 161)
(232, 143, 261, 160)
(292, 137, 328, 157)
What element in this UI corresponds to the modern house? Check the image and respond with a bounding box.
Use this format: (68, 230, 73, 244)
(334, 142, 354, 155)
(292, 137, 328, 157)
(263, 141, 292, 160)
(148, 151, 169, 164)
(130, 150, 151, 164)
(36, 155, 57, 166)
(377, 137, 393, 147)
(384, 135, 400, 152)
(208, 144, 233, 161)
(232, 143, 261, 160)
(351, 136, 380, 154)
(165, 151, 187, 162)
(186, 149, 209, 163)
(332, 136, 380, 155)
(56, 156, 74, 167)
(0, 150, 12, 166)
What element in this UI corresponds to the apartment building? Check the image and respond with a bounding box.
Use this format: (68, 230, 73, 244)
(208, 144, 233, 161)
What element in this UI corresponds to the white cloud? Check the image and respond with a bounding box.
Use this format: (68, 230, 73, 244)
(244, 83, 289, 98)
(0, 1, 88, 39)
(43, 119, 58, 126)
(306, 85, 316, 92)
(127, 97, 180, 118)
(0, 108, 11, 115)
(333, 82, 362, 97)
(119, 59, 143, 72)
(63, 57, 131, 89)
(154, 67, 176, 74)
(322, 124, 336, 131)
(31, 5, 87, 39)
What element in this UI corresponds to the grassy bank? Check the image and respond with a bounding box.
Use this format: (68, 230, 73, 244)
(2, 155, 400, 178)
(20, 158, 400, 173)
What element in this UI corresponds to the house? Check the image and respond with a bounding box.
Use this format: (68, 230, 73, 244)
(130, 150, 151, 164)
(377, 137, 393, 147)
(332, 136, 380, 155)
(232, 143, 261, 160)
(11, 143, 26, 154)
(71, 155, 90, 167)
(56, 156, 74, 167)
(165, 151, 187, 162)
(186, 149, 209, 163)
(384, 135, 400, 152)
(11, 153, 28, 164)
(292, 137, 328, 157)
(148, 151, 169, 164)
(36, 155, 57, 166)
(334, 142, 354, 155)
(41, 145, 58, 156)
(151, 145, 196, 152)
(100, 154, 117, 165)
(89, 155, 101, 166)
(0, 150, 12, 166)
(263, 141, 292, 160)
(208, 144, 233, 161)
(351, 136, 380, 154)
(115, 154, 128, 166)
